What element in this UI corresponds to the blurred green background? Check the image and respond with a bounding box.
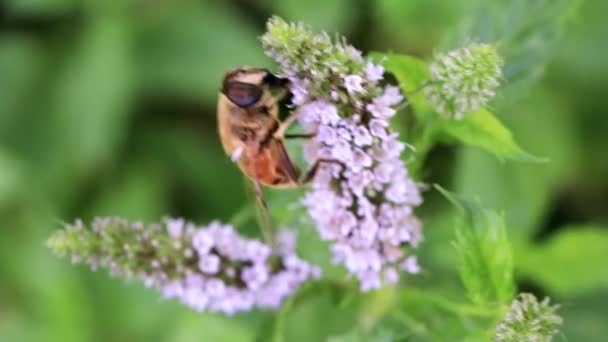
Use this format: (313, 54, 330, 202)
(1, 0, 607, 341)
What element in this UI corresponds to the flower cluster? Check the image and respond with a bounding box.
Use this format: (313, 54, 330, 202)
(495, 293, 563, 342)
(47, 217, 320, 315)
(424, 43, 503, 119)
(262, 17, 422, 291)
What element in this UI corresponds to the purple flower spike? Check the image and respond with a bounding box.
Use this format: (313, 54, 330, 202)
(262, 16, 423, 291)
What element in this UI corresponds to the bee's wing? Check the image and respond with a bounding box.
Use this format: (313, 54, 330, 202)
(274, 139, 301, 183)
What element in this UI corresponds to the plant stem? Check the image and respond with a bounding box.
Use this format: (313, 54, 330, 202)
(403, 287, 504, 318)
(409, 115, 442, 180)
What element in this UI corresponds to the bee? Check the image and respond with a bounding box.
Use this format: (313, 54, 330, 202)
(217, 67, 335, 234)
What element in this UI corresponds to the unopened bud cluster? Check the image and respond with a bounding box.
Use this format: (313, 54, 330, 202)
(495, 293, 563, 342)
(424, 43, 503, 119)
(47, 217, 319, 315)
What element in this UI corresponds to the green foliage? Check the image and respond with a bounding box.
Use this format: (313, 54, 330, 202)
(440, 108, 545, 163)
(444, 0, 583, 97)
(516, 226, 608, 296)
(1, 0, 606, 341)
(436, 186, 515, 305)
(453, 88, 580, 239)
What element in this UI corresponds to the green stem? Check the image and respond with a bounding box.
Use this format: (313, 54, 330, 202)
(390, 311, 441, 340)
(228, 202, 275, 246)
(409, 115, 443, 180)
(402, 287, 504, 318)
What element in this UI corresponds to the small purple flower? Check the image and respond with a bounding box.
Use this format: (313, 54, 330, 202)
(245, 240, 271, 263)
(384, 267, 399, 285)
(289, 78, 309, 105)
(365, 62, 384, 83)
(351, 148, 373, 172)
(359, 270, 382, 291)
(198, 254, 221, 274)
(331, 140, 354, 162)
(353, 126, 373, 147)
(166, 218, 184, 238)
(380, 86, 404, 106)
(192, 229, 214, 254)
(317, 125, 338, 145)
(369, 119, 388, 138)
(345, 46, 363, 61)
(344, 75, 365, 94)
(366, 99, 396, 119)
(402, 256, 420, 274)
(242, 264, 270, 290)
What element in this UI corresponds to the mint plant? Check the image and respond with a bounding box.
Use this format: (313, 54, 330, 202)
(46, 15, 572, 341)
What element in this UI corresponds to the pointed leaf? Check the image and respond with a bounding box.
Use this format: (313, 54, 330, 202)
(441, 108, 546, 162)
(436, 185, 515, 305)
(515, 226, 608, 296)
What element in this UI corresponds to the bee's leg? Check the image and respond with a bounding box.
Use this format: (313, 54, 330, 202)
(266, 75, 290, 107)
(252, 180, 274, 245)
(300, 158, 344, 185)
(284, 132, 316, 139)
(273, 110, 302, 140)
(271, 87, 289, 103)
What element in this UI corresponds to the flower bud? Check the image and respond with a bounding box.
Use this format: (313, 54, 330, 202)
(424, 43, 503, 119)
(495, 293, 563, 342)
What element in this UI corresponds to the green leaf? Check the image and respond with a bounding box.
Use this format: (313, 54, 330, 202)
(373, 52, 434, 119)
(515, 226, 608, 297)
(453, 88, 581, 240)
(435, 185, 515, 305)
(441, 108, 545, 163)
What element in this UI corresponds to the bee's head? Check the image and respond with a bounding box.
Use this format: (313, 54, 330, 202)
(221, 67, 288, 108)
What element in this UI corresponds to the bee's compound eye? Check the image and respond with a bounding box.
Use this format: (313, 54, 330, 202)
(224, 81, 263, 108)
